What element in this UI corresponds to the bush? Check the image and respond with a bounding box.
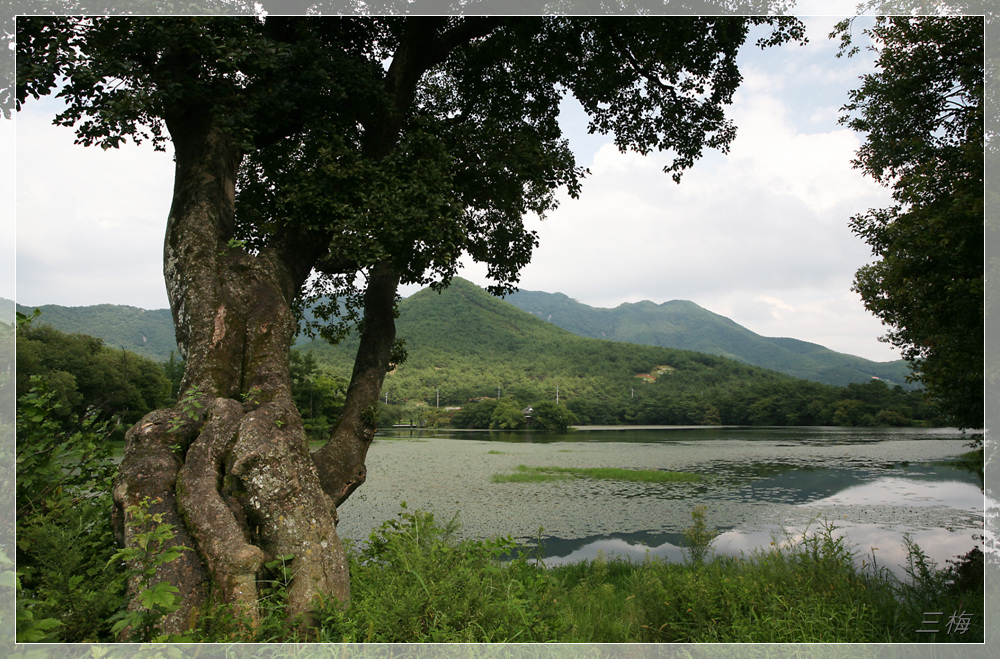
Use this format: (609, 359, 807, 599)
(450, 398, 498, 428)
(490, 399, 526, 430)
(310, 505, 558, 642)
(532, 400, 577, 432)
(15, 377, 126, 642)
(15, 320, 173, 438)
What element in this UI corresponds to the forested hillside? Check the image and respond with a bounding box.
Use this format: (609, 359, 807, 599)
(8, 282, 938, 428)
(300, 279, 939, 428)
(11, 300, 177, 361)
(503, 289, 913, 387)
(14, 317, 175, 439)
(6, 285, 911, 391)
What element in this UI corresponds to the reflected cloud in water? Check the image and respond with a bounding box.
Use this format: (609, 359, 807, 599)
(537, 475, 986, 578)
(538, 534, 688, 567)
(537, 522, 981, 579)
(807, 476, 983, 510)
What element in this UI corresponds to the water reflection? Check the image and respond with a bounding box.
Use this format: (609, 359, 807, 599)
(367, 426, 983, 579)
(696, 461, 981, 507)
(809, 476, 983, 510)
(379, 425, 972, 445)
(527, 463, 984, 577)
(530, 531, 689, 567)
(534, 521, 981, 579)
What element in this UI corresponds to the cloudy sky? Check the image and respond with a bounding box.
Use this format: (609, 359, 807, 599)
(9, 13, 903, 362)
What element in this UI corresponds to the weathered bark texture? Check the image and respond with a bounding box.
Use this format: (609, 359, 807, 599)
(112, 115, 368, 633)
(109, 20, 470, 633)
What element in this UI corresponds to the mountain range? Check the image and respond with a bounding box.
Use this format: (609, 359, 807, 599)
(502, 288, 912, 388)
(9, 300, 177, 361)
(5, 279, 911, 388)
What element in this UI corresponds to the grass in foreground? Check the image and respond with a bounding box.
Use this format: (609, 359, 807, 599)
(491, 464, 702, 484)
(19, 502, 983, 644)
(251, 507, 982, 644)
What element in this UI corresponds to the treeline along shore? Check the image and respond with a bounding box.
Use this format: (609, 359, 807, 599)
(8, 310, 983, 644)
(14, 294, 946, 446)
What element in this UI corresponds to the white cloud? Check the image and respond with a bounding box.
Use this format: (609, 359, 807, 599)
(511, 98, 887, 298)
(473, 26, 899, 362)
(14, 19, 901, 362)
(1, 116, 14, 302)
(710, 286, 895, 357)
(15, 106, 173, 308)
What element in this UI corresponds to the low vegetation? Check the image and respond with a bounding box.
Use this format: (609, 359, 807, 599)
(9, 313, 981, 645)
(223, 509, 991, 643)
(13, 377, 983, 644)
(491, 465, 702, 485)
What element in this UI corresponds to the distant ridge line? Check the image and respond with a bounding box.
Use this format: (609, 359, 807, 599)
(4, 283, 912, 389)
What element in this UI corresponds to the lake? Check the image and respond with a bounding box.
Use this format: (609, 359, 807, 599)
(335, 426, 984, 578)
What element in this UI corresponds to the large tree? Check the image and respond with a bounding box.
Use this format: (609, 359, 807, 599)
(17, 14, 803, 632)
(836, 16, 984, 430)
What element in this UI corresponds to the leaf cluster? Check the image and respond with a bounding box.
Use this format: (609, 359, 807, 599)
(836, 16, 984, 429)
(15, 316, 174, 438)
(17, 15, 379, 150)
(15, 376, 118, 521)
(15, 377, 125, 642)
(290, 350, 347, 438)
(106, 498, 189, 642)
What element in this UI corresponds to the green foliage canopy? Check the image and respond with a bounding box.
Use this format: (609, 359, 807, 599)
(289, 349, 347, 439)
(17, 15, 805, 340)
(836, 16, 984, 429)
(15, 378, 124, 642)
(15, 317, 174, 434)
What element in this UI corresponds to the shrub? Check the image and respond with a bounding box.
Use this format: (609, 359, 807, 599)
(311, 504, 558, 642)
(532, 400, 577, 432)
(15, 376, 125, 642)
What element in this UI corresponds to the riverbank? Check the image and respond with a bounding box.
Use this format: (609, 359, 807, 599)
(303, 505, 985, 644)
(335, 428, 981, 575)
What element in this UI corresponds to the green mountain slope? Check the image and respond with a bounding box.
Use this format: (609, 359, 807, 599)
(4, 281, 911, 390)
(299, 277, 799, 408)
(299, 279, 937, 427)
(12, 300, 178, 362)
(6, 284, 937, 426)
(502, 289, 913, 388)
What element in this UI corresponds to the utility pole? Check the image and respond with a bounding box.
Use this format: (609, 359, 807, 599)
(556, 385, 560, 404)
(436, 388, 439, 408)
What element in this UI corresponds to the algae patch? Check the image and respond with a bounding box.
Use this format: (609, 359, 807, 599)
(491, 465, 702, 485)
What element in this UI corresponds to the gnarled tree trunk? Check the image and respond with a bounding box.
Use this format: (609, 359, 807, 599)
(311, 263, 399, 507)
(111, 114, 394, 633)
(108, 19, 464, 633)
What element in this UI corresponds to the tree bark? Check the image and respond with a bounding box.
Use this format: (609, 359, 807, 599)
(109, 18, 483, 633)
(112, 115, 353, 634)
(311, 262, 399, 507)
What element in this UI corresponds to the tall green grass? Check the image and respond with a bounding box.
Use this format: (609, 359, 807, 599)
(278, 506, 982, 644)
(20, 482, 983, 644)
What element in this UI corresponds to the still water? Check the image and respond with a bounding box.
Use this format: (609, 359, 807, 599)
(369, 426, 984, 577)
